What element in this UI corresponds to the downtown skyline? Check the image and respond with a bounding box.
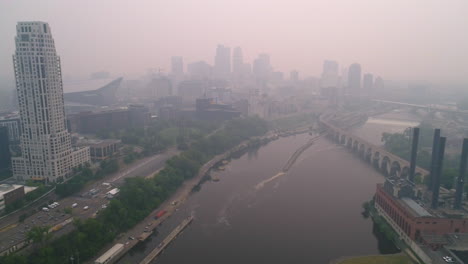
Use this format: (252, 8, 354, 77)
(0, 0, 467, 84)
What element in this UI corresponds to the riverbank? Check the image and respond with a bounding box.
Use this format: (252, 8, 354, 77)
(330, 254, 412, 264)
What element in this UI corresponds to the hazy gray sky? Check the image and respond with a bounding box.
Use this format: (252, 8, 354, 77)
(1, 0, 467, 82)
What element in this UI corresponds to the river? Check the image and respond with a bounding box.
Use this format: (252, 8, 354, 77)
(351, 109, 420, 145)
(117, 111, 422, 264)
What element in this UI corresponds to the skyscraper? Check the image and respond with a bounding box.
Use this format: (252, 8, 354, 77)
(347, 63, 362, 92)
(253, 53, 271, 81)
(232, 46, 243, 76)
(363, 73, 374, 90)
(214, 45, 231, 79)
(323, 60, 339, 75)
(171, 56, 183, 76)
(320, 60, 339, 88)
(374, 76, 384, 90)
(290, 70, 299, 82)
(11, 22, 90, 183)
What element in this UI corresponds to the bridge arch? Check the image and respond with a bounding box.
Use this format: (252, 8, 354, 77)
(352, 140, 359, 152)
(358, 143, 366, 158)
(381, 156, 391, 176)
(319, 119, 430, 182)
(373, 151, 381, 169)
(390, 161, 402, 177)
(340, 135, 346, 145)
(365, 147, 372, 163)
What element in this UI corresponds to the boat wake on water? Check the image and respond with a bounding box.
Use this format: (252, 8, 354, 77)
(255, 172, 287, 190)
(253, 135, 325, 191)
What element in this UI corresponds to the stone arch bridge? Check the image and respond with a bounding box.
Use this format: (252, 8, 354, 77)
(319, 118, 429, 181)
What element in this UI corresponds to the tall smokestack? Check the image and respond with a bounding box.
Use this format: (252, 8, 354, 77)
(454, 138, 468, 209)
(431, 137, 446, 209)
(408, 127, 420, 182)
(429, 129, 441, 189)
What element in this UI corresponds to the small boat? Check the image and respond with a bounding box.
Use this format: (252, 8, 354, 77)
(211, 175, 220, 182)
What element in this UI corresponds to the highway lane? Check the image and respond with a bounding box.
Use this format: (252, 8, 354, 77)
(0, 147, 180, 255)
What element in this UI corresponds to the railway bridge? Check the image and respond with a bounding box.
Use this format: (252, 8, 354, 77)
(319, 116, 429, 181)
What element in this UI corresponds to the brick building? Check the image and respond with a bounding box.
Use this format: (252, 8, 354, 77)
(374, 177, 468, 261)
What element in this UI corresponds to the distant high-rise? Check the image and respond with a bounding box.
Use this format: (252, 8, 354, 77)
(347, 63, 362, 91)
(320, 60, 339, 88)
(11, 22, 90, 183)
(187, 61, 212, 79)
(171, 56, 184, 76)
(148, 77, 172, 98)
(323, 60, 339, 76)
(374, 76, 384, 90)
(290, 70, 299, 82)
(363, 73, 374, 90)
(232, 47, 243, 76)
(253, 53, 271, 81)
(214, 45, 231, 79)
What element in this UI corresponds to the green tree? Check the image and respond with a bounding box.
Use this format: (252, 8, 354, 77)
(27, 226, 51, 246)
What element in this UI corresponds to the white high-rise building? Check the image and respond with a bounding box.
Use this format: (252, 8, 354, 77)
(11, 22, 90, 183)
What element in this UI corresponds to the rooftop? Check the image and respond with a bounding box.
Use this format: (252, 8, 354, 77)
(401, 197, 432, 217)
(0, 184, 24, 197)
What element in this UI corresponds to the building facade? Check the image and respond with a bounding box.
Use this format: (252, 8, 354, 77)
(69, 106, 149, 134)
(0, 118, 21, 143)
(374, 181, 468, 259)
(347, 63, 362, 92)
(171, 56, 184, 76)
(363, 73, 374, 90)
(0, 127, 11, 170)
(11, 22, 90, 183)
(89, 140, 119, 161)
(214, 45, 231, 79)
(0, 184, 25, 212)
(320, 60, 339, 88)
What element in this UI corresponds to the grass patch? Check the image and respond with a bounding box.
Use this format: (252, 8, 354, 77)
(338, 255, 413, 264)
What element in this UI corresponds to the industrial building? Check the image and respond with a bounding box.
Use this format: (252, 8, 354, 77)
(373, 129, 468, 263)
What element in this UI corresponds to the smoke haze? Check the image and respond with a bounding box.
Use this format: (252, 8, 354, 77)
(0, 0, 467, 82)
